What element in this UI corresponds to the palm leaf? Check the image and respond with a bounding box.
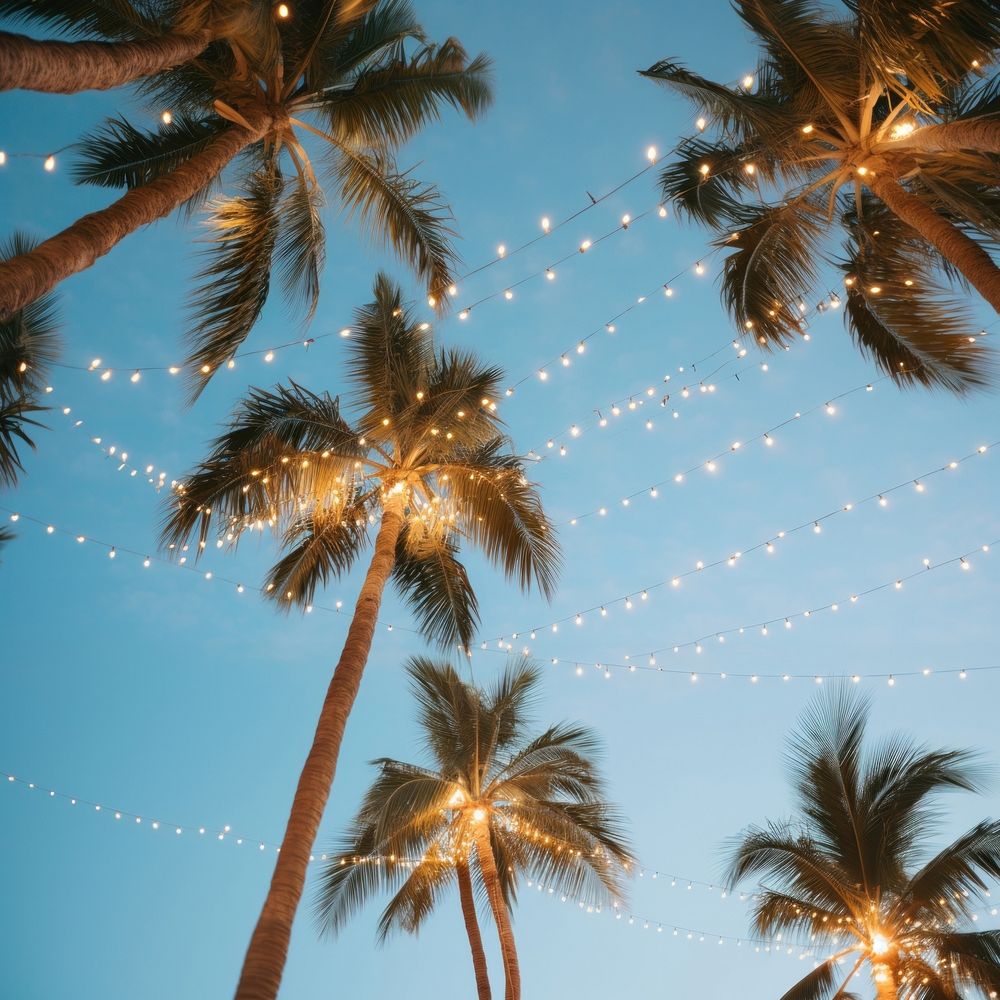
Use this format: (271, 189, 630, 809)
(275, 172, 325, 321)
(321, 38, 493, 149)
(184, 167, 283, 400)
(719, 199, 824, 348)
(329, 143, 457, 302)
(0, 396, 46, 488)
(72, 114, 229, 190)
(0, 0, 161, 40)
(319, 0, 424, 81)
(441, 441, 560, 599)
(264, 500, 371, 608)
(391, 529, 480, 650)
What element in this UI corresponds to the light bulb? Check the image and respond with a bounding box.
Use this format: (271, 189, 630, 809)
(696, 117, 707, 130)
(44, 154, 56, 172)
(646, 145, 657, 162)
(541, 216, 551, 232)
(276, 2, 290, 16)
(161, 110, 173, 125)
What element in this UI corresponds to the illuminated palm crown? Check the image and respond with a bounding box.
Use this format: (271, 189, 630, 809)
(35, 0, 491, 398)
(161, 273, 558, 650)
(643, 0, 1000, 393)
(315, 656, 633, 938)
(728, 691, 1000, 1000)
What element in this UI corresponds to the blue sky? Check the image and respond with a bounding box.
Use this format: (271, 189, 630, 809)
(2, 2, 999, 998)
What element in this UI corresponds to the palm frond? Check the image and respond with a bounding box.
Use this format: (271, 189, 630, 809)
(72, 114, 229, 189)
(771, 956, 842, 1000)
(0, 0, 161, 40)
(184, 167, 283, 400)
(329, 143, 457, 302)
(159, 381, 363, 552)
(441, 440, 560, 599)
(719, 198, 824, 347)
(375, 853, 456, 940)
(656, 139, 755, 227)
(391, 529, 479, 650)
(0, 396, 46, 488)
(275, 172, 325, 321)
(264, 500, 371, 609)
(1, 233, 62, 401)
(640, 59, 789, 139)
(343, 271, 434, 421)
(321, 38, 492, 149)
(849, 0, 1000, 105)
(319, 0, 424, 81)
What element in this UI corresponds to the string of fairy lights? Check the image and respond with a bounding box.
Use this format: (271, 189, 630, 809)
(9, 763, 999, 965)
(479, 438, 997, 645)
(485, 536, 998, 680)
(5, 498, 1000, 692)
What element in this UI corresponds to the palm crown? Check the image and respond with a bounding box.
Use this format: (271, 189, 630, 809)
(727, 690, 1000, 1000)
(643, 0, 1000, 393)
(0, 233, 61, 487)
(161, 271, 558, 650)
(0, 0, 492, 399)
(316, 656, 632, 999)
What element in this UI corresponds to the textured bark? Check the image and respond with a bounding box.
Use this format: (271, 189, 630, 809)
(474, 824, 520, 1000)
(0, 116, 270, 321)
(867, 171, 1000, 313)
(0, 29, 212, 94)
(875, 118, 1000, 156)
(233, 501, 406, 1000)
(457, 859, 492, 1000)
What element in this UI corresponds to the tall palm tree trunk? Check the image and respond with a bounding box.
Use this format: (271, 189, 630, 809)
(0, 29, 211, 94)
(473, 823, 521, 1000)
(875, 119, 1000, 156)
(872, 962, 897, 1000)
(456, 858, 492, 1000)
(867, 171, 1000, 313)
(0, 116, 270, 322)
(233, 501, 406, 1000)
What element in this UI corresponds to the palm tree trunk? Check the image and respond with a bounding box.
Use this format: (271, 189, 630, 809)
(0, 29, 212, 94)
(473, 823, 521, 1000)
(456, 858, 492, 1000)
(0, 116, 271, 322)
(872, 962, 897, 1000)
(233, 500, 406, 1000)
(867, 171, 1000, 313)
(875, 119, 1000, 156)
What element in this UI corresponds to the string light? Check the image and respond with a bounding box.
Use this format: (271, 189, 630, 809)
(478, 534, 997, 671)
(558, 375, 900, 524)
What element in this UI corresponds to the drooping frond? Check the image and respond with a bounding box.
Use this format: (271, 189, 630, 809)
(184, 168, 283, 399)
(848, 0, 1000, 106)
(897, 820, 1000, 924)
(0, 0, 162, 40)
(391, 529, 479, 650)
(441, 440, 560, 599)
(159, 381, 362, 552)
(0, 396, 46, 488)
(770, 955, 844, 1000)
(318, 0, 423, 82)
(264, 499, 372, 609)
(329, 144, 457, 301)
(321, 38, 493, 149)
(275, 171, 325, 321)
(657, 139, 755, 227)
(0, 233, 62, 400)
(374, 851, 456, 940)
(719, 199, 824, 347)
(71, 114, 229, 189)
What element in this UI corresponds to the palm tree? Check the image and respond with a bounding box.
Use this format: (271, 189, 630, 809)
(315, 656, 633, 1000)
(0, 0, 256, 94)
(160, 273, 560, 1000)
(642, 0, 1000, 393)
(727, 689, 1000, 1000)
(0, 233, 61, 487)
(0, 0, 492, 400)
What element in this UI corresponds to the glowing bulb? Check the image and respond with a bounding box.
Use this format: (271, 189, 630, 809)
(276, 3, 290, 17)
(44, 154, 56, 172)
(646, 145, 657, 162)
(743, 162, 756, 175)
(504, 289, 513, 300)
(161, 110, 173, 125)
(264, 350, 274, 362)
(579, 239, 591, 252)
(871, 934, 891, 956)
(695, 262, 705, 275)
(696, 117, 707, 130)
(541, 216, 551, 232)
(742, 74, 754, 88)
(658, 205, 668, 218)
(472, 807, 486, 822)
(497, 244, 506, 257)
(545, 268, 555, 281)
(699, 163, 710, 176)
